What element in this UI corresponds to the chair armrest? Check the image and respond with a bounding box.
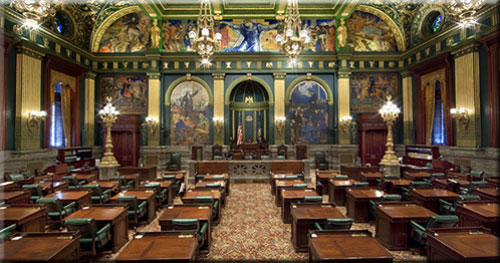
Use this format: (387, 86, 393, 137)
(410, 220, 426, 234)
(97, 223, 111, 236)
(314, 222, 323, 231)
(78, 181, 87, 185)
(213, 200, 219, 209)
(63, 202, 77, 214)
(103, 189, 112, 196)
(199, 222, 208, 235)
(138, 201, 147, 210)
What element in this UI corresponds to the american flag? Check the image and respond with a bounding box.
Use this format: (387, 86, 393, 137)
(237, 114, 243, 145)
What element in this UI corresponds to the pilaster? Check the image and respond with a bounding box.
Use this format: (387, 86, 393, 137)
(83, 72, 96, 146)
(401, 71, 414, 145)
(147, 72, 161, 146)
(273, 73, 286, 145)
(337, 72, 351, 144)
(213, 73, 225, 145)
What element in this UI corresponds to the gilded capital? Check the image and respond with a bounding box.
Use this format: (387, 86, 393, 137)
(452, 43, 480, 58)
(338, 72, 351, 79)
(212, 73, 225, 80)
(84, 72, 97, 80)
(401, 71, 413, 78)
(273, 73, 286, 79)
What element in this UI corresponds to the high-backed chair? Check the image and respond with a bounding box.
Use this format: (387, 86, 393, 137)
(83, 184, 112, 204)
(0, 224, 16, 242)
(171, 218, 208, 250)
(314, 218, 353, 231)
(64, 218, 111, 256)
(6, 173, 25, 182)
(145, 182, 168, 205)
(469, 170, 484, 181)
(353, 182, 369, 187)
(115, 196, 147, 224)
(62, 175, 85, 189)
(301, 195, 323, 204)
(112, 176, 134, 190)
(167, 152, 181, 171)
(37, 198, 76, 227)
(409, 215, 459, 248)
(22, 184, 43, 203)
(315, 152, 329, 170)
(212, 145, 223, 160)
(460, 180, 488, 195)
(277, 145, 287, 160)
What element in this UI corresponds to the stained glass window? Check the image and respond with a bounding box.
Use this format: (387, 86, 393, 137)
(432, 14, 442, 33)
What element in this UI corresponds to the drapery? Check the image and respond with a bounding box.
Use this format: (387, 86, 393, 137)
(421, 68, 447, 145)
(424, 82, 435, 145)
(60, 84, 72, 147)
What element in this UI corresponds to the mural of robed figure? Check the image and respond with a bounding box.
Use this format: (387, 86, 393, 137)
(218, 19, 280, 52)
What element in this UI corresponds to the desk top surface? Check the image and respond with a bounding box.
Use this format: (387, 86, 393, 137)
(457, 203, 500, 218)
(196, 180, 226, 187)
(309, 232, 393, 260)
(271, 173, 294, 179)
(291, 205, 345, 220)
(281, 189, 319, 199)
(411, 188, 459, 198)
(45, 191, 90, 200)
(361, 172, 383, 178)
(346, 188, 385, 199)
(329, 179, 358, 187)
(0, 191, 28, 200)
(204, 174, 229, 180)
(377, 203, 437, 219)
(383, 178, 412, 186)
(116, 233, 197, 260)
(87, 181, 120, 188)
(159, 205, 212, 221)
(0, 234, 78, 261)
(64, 206, 127, 221)
(473, 187, 500, 197)
(183, 189, 221, 199)
(317, 173, 341, 179)
(428, 230, 500, 259)
(140, 181, 172, 188)
(39, 181, 68, 189)
(111, 190, 155, 201)
(406, 172, 431, 178)
(275, 180, 305, 187)
(122, 174, 140, 179)
(73, 173, 96, 180)
(0, 206, 45, 221)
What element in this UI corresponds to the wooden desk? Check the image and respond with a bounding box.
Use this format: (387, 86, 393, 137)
(203, 174, 230, 195)
(270, 173, 295, 195)
(44, 191, 92, 209)
(316, 173, 340, 195)
(328, 179, 358, 206)
(0, 181, 18, 191)
(381, 179, 411, 195)
(472, 187, 499, 201)
(374, 202, 437, 250)
(346, 188, 385, 223)
(361, 172, 384, 187)
(0, 232, 80, 262)
(408, 188, 459, 213)
(291, 203, 345, 252)
(115, 232, 197, 263)
(426, 228, 500, 262)
(0, 191, 30, 204)
(274, 179, 305, 206)
(122, 173, 141, 188)
(432, 178, 469, 193)
(119, 166, 157, 181)
(182, 189, 221, 224)
(308, 230, 393, 263)
(39, 181, 69, 194)
(0, 206, 47, 232)
(281, 189, 319, 223)
(64, 205, 128, 252)
(139, 180, 173, 205)
(403, 171, 431, 181)
(111, 190, 156, 223)
(159, 204, 212, 252)
(87, 180, 120, 193)
(73, 173, 96, 183)
(340, 165, 379, 181)
(487, 177, 500, 187)
(456, 202, 499, 237)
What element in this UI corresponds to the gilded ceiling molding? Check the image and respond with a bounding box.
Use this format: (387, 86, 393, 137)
(90, 5, 143, 53)
(357, 5, 406, 52)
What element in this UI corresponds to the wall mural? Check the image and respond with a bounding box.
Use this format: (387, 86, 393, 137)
(98, 12, 151, 53)
(347, 11, 398, 52)
(162, 19, 336, 53)
(170, 81, 210, 145)
(288, 81, 329, 144)
(100, 75, 148, 114)
(351, 73, 399, 113)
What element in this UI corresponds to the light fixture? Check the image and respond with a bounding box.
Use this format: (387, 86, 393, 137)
(144, 116, 159, 135)
(275, 116, 286, 135)
(450, 107, 469, 131)
(213, 116, 224, 134)
(10, 0, 60, 30)
(99, 96, 119, 167)
(27, 110, 47, 134)
(276, 0, 310, 64)
(340, 115, 353, 134)
(445, 0, 486, 28)
(189, 0, 222, 68)
(379, 96, 400, 166)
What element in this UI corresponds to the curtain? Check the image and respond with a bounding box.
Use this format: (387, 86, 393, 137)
(424, 82, 435, 145)
(60, 84, 72, 147)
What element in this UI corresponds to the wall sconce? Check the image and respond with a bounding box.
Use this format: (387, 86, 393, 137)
(27, 110, 47, 134)
(450, 107, 469, 131)
(213, 116, 224, 134)
(275, 116, 286, 135)
(144, 116, 158, 134)
(340, 115, 353, 134)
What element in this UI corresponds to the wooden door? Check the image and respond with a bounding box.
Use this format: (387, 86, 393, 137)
(358, 113, 387, 166)
(103, 115, 140, 167)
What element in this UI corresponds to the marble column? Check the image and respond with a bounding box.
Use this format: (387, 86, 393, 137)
(147, 72, 161, 146)
(213, 73, 225, 145)
(337, 72, 351, 144)
(401, 71, 414, 145)
(273, 73, 286, 145)
(83, 72, 96, 146)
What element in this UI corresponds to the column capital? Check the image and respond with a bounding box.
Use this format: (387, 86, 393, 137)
(401, 71, 413, 78)
(147, 72, 161, 79)
(337, 72, 351, 79)
(451, 43, 480, 58)
(16, 44, 44, 60)
(84, 72, 96, 80)
(273, 72, 286, 79)
(212, 73, 225, 80)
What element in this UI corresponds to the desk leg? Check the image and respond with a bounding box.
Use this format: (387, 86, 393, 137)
(146, 199, 156, 223)
(112, 215, 129, 252)
(293, 220, 313, 252)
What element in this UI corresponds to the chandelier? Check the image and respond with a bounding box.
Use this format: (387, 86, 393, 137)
(276, 0, 310, 65)
(445, 0, 486, 26)
(189, 0, 222, 68)
(10, 0, 60, 30)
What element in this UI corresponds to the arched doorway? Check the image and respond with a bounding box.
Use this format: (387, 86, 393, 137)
(230, 80, 269, 143)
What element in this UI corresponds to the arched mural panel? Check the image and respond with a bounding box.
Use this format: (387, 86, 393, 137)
(169, 81, 210, 145)
(347, 11, 398, 52)
(288, 81, 329, 144)
(98, 12, 151, 53)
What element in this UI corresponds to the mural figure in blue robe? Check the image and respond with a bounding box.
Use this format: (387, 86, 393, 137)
(219, 19, 279, 52)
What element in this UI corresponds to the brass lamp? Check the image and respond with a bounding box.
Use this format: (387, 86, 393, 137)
(99, 97, 119, 167)
(379, 96, 400, 166)
(27, 110, 47, 134)
(144, 116, 159, 135)
(340, 115, 353, 134)
(450, 107, 469, 131)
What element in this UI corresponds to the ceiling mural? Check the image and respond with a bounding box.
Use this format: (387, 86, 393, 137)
(98, 12, 152, 53)
(347, 11, 398, 52)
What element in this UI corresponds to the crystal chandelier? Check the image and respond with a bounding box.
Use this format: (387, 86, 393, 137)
(189, 0, 222, 68)
(445, 0, 486, 26)
(276, 0, 310, 65)
(10, 0, 60, 30)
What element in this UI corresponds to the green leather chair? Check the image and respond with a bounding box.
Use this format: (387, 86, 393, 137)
(22, 184, 43, 203)
(115, 196, 147, 224)
(460, 166, 471, 174)
(260, 155, 270, 160)
(469, 170, 484, 180)
(285, 175, 299, 179)
(302, 196, 323, 203)
(37, 198, 76, 226)
(162, 175, 181, 194)
(7, 174, 25, 182)
(315, 152, 329, 170)
(401, 187, 410, 200)
(430, 173, 445, 179)
(167, 152, 181, 171)
(0, 224, 16, 242)
(335, 175, 349, 180)
(277, 149, 286, 160)
(195, 174, 206, 183)
(410, 215, 458, 248)
(353, 182, 369, 187)
(194, 196, 218, 221)
(213, 148, 223, 160)
(145, 182, 168, 205)
(243, 155, 253, 160)
(210, 175, 225, 180)
(67, 165, 76, 172)
(292, 183, 307, 188)
(83, 184, 112, 204)
(65, 218, 111, 256)
(112, 176, 134, 190)
(314, 218, 353, 231)
(424, 163, 433, 169)
(439, 194, 481, 215)
(295, 173, 305, 179)
(62, 176, 85, 189)
(171, 218, 209, 249)
(460, 180, 488, 195)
